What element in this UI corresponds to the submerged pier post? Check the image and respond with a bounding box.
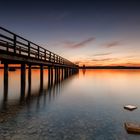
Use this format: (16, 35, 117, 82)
(72, 68, 74, 74)
(48, 66, 51, 88)
(40, 65, 44, 92)
(64, 68, 66, 79)
(69, 68, 71, 76)
(4, 63, 8, 102)
(59, 68, 61, 81)
(27, 64, 31, 98)
(67, 68, 69, 76)
(54, 67, 58, 83)
(70, 68, 72, 75)
(68, 68, 70, 76)
(61, 68, 64, 80)
(57, 67, 60, 83)
(66, 68, 69, 77)
(20, 63, 26, 101)
(50, 67, 53, 86)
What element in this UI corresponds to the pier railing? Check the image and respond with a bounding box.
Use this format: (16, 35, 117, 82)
(0, 27, 77, 68)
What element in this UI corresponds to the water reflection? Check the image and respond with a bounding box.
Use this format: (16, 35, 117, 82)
(82, 69, 86, 76)
(1, 69, 140, 139)
(0, 67, 77, 122)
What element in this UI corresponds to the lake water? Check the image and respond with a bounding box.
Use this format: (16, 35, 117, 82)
(0, 69, 140, 140)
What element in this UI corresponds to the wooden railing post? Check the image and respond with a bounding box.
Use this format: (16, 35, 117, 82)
(19, 46, 21, 55)
(54, 54, 55, 62)
(49, 52, 51, 62)
(57, 55, 58, 63)
(38, 46, 40, 59)
(58, 57, 60, 63)
(28, 42, 30, 57)
(13, 34, 16, 54)
(6, 42, 9, 52)
(44, 50, 46, 60)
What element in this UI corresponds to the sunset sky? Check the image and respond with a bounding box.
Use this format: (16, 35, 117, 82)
(0, 0, 140, 66)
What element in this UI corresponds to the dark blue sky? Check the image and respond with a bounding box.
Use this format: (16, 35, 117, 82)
(1, 0, 140, 66)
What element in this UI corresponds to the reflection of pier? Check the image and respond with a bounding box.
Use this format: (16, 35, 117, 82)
(0, 27, 79, 105)
(82, 69, 86, 76)
(3, 66, 77, 105)
(1, 65, 76, 122)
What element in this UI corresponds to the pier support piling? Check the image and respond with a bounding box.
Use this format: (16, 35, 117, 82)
(4, 63, 8, 102)
(51, 67, 53, 86)
(40, 65, 44, 92)
(27, 64, 31, 98)
(48, 66, 51, 88)
(20, 64, 26, 101)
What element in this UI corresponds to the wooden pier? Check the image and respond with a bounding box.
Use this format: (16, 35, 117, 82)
(0, 27, 78, 102)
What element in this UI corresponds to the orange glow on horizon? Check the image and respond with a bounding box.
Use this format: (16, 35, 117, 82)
(73, 58, 140, 67)
(77, 62, 140, 67)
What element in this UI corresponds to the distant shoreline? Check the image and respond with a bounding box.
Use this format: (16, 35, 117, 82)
(1, 66, 140, 69)
(79, 66, 140, 69)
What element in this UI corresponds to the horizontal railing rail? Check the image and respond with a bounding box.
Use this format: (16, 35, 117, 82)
(0, 27, 77, 67)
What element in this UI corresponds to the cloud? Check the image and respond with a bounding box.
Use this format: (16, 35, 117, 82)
(103, 41, 121, 48)
(63, 41, 75, 45)
(123, 55, 136, 59)
(73, 57, 119, 66)
(64, 37, 96, 49)
(91, 58, 118, 62)
(122, 62, 140, 66)
(92, 52, 112, 56)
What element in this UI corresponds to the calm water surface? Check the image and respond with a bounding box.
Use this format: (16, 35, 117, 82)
(0, 69, 140, 140)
